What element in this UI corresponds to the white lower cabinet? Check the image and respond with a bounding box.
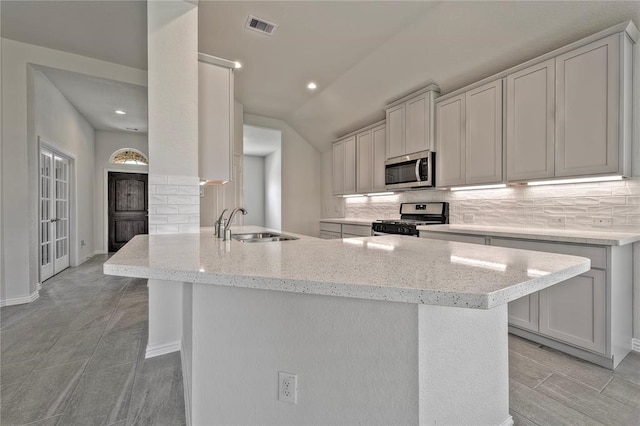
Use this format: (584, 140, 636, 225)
(320, 221, 372, 239)
(538, 269, 606, 353)
(419, 230, 632, 368)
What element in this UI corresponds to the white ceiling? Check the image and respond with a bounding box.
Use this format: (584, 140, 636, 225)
(3, 1, 640, 153)
(1, 0, 147, 70)
(35, 65, 148, 134)
(243, 125, 281, 157)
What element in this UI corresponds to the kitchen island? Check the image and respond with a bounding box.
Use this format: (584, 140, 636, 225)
(104, 226, 590, 425)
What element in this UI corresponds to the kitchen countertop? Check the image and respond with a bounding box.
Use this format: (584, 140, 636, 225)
(104, 226, 589, 309)
(417, 224, 640, 246)
(320, 218, 377, 225)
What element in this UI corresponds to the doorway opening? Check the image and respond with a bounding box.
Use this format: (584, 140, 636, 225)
(39, 144, 74, 282)
(243, 125, 281, 229)
(107, 172, 148, 252)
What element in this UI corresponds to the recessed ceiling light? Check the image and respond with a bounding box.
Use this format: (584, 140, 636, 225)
(234, 61, 242, 69)
(307, 82, 317, 90)
(115, 109, 126, 115)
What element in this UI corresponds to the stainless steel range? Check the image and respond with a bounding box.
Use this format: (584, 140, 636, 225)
(371, 202, 449, 236)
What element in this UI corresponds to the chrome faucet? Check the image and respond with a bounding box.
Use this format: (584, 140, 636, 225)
(215, 209, 228, 237)
(223, 207, 248, 240)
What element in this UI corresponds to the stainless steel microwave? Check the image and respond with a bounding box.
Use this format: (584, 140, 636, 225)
(385, 150, 435, 190)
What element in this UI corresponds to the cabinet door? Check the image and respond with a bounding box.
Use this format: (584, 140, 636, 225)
(386, 104, 405, 159)
(508, 294, 539, 332)
(405, 94, 429, 155)
(435, 94, 466, 187)
(332, 141, 345, 195)
(344, 136, 357, 194)
(539, 269, 606, 354)
(465, 80, 503, 184)
(555, 34, 620, 177)
(356, 130, 373, 193)
(371, 124, 387, 192)
(506, 59, 555, 182)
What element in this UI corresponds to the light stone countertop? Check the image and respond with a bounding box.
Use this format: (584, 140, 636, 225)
(320, 218, 377, 226)
(104, 226, 590, 309)
(417, 224, 640, 246)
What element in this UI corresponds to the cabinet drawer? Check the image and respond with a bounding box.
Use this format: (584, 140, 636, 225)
(420, 232, 486, 245)
(342, 224, 371, 237)
(320, 222, 341, 233)
(320, 230, 341, 240)
(489, 238, 606, 269)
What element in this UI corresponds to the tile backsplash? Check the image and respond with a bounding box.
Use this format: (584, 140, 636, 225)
(345, 178, 640, 232)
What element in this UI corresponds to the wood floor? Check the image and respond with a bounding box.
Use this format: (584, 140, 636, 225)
(1, 255, 640, 425)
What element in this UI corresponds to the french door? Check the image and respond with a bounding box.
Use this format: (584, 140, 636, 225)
(40, 148, 70, 281)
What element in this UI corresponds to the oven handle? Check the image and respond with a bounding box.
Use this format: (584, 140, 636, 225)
(415, 159, 421, 182)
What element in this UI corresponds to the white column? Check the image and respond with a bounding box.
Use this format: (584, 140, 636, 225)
(147, 0, 200, 235)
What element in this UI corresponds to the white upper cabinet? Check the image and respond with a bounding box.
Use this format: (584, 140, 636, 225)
(199, 58, 234, 184)
(385, 85, 439, 160)
(386, 105, 404, 159)
(435, 94, 466, 187)
(436, 80, 502, 187)
(332, 136, 356, 195)
(555, 34, 623, 177)
(357, 123, 387, 194)
(506, 59, 555, 181)
(465, 80, 503, 185)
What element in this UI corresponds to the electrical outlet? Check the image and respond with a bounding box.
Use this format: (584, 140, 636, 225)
(278, 371, 297, 404)
(463, 214, 474, 223)
(549, 217, 565, 226)
(592, 218, 612, 226)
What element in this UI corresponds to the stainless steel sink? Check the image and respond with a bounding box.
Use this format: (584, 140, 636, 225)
(231, 232, 299, 243)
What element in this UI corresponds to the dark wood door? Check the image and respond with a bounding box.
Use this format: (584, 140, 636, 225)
(108, 172, 148, 252)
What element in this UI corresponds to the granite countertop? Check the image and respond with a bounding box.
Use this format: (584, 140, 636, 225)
(320, 218, 378, 225)
(417, 224, 640, 246)
(104, 226, 589, 309)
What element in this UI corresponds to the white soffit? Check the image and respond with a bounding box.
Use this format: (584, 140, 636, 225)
(244, 125, 281, 157)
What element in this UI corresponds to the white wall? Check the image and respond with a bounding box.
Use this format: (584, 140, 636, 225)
(94, 130, 148, 253)
(32, 69, 95, 268)
(0, 7, 5, 303)
(243, 155, 265, 226)
(264, 149, 282, 230)
(0, 37, 146, 304)
(243, 114, 321, 237)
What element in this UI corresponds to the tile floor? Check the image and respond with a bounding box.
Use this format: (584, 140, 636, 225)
(0, 255, 185, 426)
(1, 255, 640, 425)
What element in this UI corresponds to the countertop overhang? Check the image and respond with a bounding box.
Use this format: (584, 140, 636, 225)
(104, 226, 590, 309)
(417, 224, 640, 246)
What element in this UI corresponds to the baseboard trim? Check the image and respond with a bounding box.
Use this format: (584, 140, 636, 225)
(181, 348, 192, 426)
(0, 289, 40, 307)
(145, 340, 181, 359)
(633, 339, 640, 353)
(499, 415, 514, 426)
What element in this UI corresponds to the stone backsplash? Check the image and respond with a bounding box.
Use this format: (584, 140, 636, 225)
(345, 177, 640, 232)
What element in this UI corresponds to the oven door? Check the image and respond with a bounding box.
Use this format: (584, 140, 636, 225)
(385, 151, 434, 190)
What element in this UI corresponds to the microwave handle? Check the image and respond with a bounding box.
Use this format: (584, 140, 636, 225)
(415, 159, 421, 182)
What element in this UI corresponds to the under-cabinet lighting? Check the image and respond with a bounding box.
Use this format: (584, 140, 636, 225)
(114, 109, 126, 115)
(450, 255, 507, 271)
(527, 176, 623, 186)
(450, 184, 507, 191)
(234, 61, 242, 69)
(342, 194, 364, 198)
(366, 192, 395, 197)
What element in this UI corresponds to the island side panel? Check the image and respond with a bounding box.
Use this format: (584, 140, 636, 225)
(418, 303, 511, 425)
(146, 278, 184, 358)
(190, 283, 420, 425)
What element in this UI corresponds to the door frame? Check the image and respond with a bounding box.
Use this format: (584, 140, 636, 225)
(103, 168, 148, 253)
(38, 137, 78, 282)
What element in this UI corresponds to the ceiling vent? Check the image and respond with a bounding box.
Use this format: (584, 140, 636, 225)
(245, 15, 278, 36)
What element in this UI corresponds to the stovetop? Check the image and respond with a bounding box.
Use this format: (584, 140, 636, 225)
(372, 202, 449, 236)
